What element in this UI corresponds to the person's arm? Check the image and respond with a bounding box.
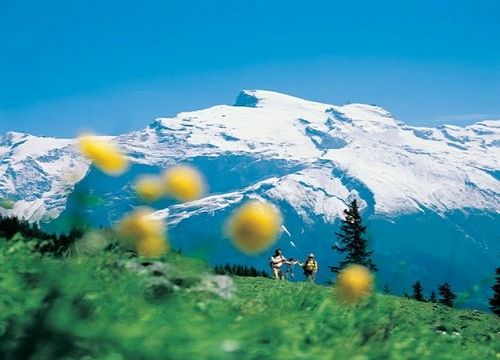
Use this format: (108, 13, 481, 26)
(270, 256, 283, 266)
(279, 256, 289, 265)
(314, 261, 318, 272)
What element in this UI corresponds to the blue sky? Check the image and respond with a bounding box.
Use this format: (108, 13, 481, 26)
(1, 0, 499, 137)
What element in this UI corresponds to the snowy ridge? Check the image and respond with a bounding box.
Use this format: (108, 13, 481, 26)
(0, 132, 89, 220)
(0, 90, 498, 223)
(115, 89, 499, 220)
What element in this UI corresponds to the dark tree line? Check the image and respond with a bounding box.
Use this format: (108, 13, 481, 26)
(0, 215, 82, 256)
(407, 280, 457, 307)
(214, 263, 269, 278)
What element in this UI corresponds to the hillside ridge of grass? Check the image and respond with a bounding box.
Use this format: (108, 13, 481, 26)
(0, 238, 498, 359)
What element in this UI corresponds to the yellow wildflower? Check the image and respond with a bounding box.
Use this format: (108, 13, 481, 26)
(77, 135, 129, 176)
(136, 235, 168, 257)
(134, 175, 165, 202)
(163, 165, 206, 202)
(336, 264, 373, 303)
(226, 200, 282, 254)
(116, 207, 168, 256)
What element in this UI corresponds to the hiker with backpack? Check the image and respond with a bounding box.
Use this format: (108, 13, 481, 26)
(299, 253, 318, 282)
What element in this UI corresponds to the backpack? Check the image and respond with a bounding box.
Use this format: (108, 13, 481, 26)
(304, 260, 316, 272)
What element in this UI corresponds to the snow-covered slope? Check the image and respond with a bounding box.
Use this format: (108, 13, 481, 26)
(0, 132, 89, 220)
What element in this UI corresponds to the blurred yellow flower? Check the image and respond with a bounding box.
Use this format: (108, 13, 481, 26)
(117, 207, 165, 239)
(136, 235, 168, 257)
(116, 207, 168, 256)
(336, 264, 373, 303)
(163, 165, 206, 202)
(77, 135, 129, 176)
(226, 200, 282, 254)
(134, 175, 165, 202)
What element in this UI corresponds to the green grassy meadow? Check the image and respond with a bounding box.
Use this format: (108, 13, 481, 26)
(0, 236, 498, 360)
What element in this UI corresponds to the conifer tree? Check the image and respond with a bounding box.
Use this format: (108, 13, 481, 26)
(411, 280, 425, 302)
(383, 282, 391, 294)
(489, 267, 500, 316)
(428, 291, 437, 303)
(330, 199, 376, 273)
(438, 283, 456, 307)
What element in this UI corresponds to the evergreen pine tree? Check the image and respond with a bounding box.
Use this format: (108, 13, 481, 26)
(250, 267, 258, 277)
(383, 282, 391, 294)
(428, 291, 437, 303)
(489, 267, 500, 316)
(214, 265, 221, 275)
(438, 283, 456, 307)
(412, 280, 425, 302)
(330, 199, 376, 273)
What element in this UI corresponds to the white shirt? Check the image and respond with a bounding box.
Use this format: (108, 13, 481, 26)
(270, 255, 287, 268)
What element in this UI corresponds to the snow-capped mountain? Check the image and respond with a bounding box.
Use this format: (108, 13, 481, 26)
(0, 131, 89, 220)
(2, 90, 498, 222)
(1, 90, 498, 308)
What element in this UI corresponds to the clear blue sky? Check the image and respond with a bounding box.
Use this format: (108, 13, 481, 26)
(1, 0, 499, 137)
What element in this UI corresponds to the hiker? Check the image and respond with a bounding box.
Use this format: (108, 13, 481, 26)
(300, 253, 318, 282)
(269, 249, 290, 280)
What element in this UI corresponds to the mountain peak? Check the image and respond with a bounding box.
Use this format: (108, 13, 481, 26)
(234, 90, 400, 129)
(234, 90, 332, 111)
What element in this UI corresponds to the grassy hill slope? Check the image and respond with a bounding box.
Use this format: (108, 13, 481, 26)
(0, 237, 498, 359)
